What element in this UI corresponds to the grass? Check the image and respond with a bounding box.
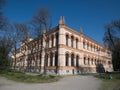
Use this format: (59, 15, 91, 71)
(0, 70, 61, 83)
(95, 72, 120, 90)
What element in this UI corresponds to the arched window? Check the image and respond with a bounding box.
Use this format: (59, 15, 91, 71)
(66, 35, 69, 46)
(91, 58, 93, 65)
(45, 54, 48, 66)
(55, 51, 58, 66)
(91, 44, 92, 51)
(71, 54, 74, 66)
(76, 55, 79, 67)
(39, 53, 42, 66)
(83, 42, 85, 49)
(76, 39, 78, 48)
(71, 36, 74, 48)
(88, 58, 90, 65)
(35, 54, 38, 66)
(51, 35, 54, 47)
(65, 53, 69, 66)
(56, 33, 59, 45)
(50, 53, 53, 66)
(84, 57, 86, 65)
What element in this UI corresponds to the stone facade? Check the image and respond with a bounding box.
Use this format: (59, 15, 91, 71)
(13, 16, 113, 75)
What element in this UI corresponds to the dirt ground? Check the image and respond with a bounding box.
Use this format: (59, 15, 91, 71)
(0, 75, 101, 90)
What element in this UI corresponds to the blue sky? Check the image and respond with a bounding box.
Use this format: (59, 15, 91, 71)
(3, 0, 120, 44)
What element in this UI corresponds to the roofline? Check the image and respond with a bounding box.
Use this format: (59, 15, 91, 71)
(60, 24, 110, 51)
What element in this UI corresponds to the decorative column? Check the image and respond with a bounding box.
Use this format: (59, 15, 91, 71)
(93, 59, 95, 65)
(68, 37, 71, 47)
(41, 52, 45, 67)
(80, 38, 83, 49)
(78, 40, 80, 49)
(53, 54, 55, 66)
(73, 38, 76, 48)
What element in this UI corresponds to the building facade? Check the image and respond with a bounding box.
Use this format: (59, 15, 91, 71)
(13, 17, 113, 75)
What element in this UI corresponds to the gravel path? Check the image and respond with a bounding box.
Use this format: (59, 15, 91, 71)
(0, 75, 101, 90)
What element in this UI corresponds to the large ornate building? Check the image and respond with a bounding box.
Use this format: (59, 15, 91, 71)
(13, 17, 113, 75)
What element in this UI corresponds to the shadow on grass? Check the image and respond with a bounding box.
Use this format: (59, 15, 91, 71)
(0, 70, 61, 83)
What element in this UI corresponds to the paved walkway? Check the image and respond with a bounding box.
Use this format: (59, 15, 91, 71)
(0, 75, 101, 90)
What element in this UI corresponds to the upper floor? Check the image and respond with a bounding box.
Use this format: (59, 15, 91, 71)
(15, 16, 112, 59)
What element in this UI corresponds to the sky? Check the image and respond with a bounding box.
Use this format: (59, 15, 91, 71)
(2, 0, 120, 44)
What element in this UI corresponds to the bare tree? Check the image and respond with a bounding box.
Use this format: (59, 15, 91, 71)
(30, 7, 52, 73)
(103, 19, 120, 71)
(20, 35, 37, 72)
(0, 36, 13, 69)
(7, 23, 28, 70)
(16, 31, 41, 72)
(31, 7, 52, 35)
(0, 0, 13, 70)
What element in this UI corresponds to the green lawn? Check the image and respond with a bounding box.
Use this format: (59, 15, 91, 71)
(0, 70, 61, 83)
(95, 73, 120, 90)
